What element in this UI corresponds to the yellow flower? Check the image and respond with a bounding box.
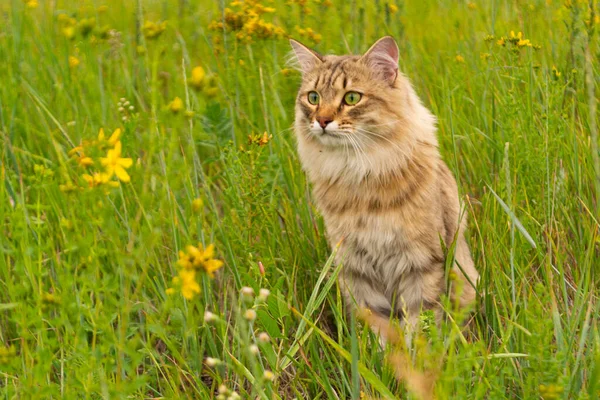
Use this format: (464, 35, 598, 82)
(178, 270, 200, 299)
(98, 128, 122, 146)
(97, 5, 108, 13)
(177, 250, 194, 269)
(467, 2, 477, 9)
(177, 243, 224, 276)
(77, 155, 94, 167)
(142, 20, 167, 39)
(82, 172, 109, 187)
(517, 39, 532, 47)
(68, 146, 84, 156)
(25, 0, 38, 8)
(178, 269, 201, 299)
(68, 56, 80, 68)
(189, 66, 205, 90)
(192, 198, 203, 212)
(100, 141, 133, 182)
(168, 97, 184, 113)
(69, 146, 93, 167)
(203, 258, 224, 277)
(496, 37, 506, 46)
(62, 25, 76, 39)
(455, 55, 465, 63)
(552, 65, 561, 79)
(389, 3, 398, 13)
(169, 243, 223, 298)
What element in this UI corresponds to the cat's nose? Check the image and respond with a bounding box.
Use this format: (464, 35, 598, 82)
(317, 116, 333, 129)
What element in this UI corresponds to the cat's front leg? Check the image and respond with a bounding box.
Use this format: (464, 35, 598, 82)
(338, 272, 397, 346)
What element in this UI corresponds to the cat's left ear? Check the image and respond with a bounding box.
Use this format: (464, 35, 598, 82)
(361, 36, 399, 85)
(289, 39, 323, 74)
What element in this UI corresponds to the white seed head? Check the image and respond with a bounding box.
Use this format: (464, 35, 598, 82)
(258, 288, 270, 301)
(218, 384, 228, 394)
(120, 97, 126, 102)
(204, 311, 217, 323)
(258, 332, 270, 343)
(249, 344, 259, 355)
(244, 309, 257, 322)
(241, 286, 255, 298)
(205, 357, 219, 367)
(263, 370, 275, 381)
(129, 105, 134, 111)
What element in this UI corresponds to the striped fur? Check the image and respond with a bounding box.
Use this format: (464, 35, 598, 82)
(291, 37, 478, 328)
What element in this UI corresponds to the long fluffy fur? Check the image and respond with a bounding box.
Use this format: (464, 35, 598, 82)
(291, 37, 478, 328)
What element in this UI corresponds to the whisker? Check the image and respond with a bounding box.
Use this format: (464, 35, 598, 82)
(354, 127, 406, 154)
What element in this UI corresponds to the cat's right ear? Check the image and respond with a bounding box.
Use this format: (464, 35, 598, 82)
(289, 39, 323, 74)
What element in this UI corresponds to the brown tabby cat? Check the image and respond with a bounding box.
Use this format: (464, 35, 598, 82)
(290, 36, 478, 329)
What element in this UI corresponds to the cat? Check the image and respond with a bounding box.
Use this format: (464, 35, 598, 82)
(290, 36, 479, 330)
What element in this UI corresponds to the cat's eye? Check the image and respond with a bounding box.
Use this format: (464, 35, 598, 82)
(307, 91, 320, 105)
(343, 91, 362, 105)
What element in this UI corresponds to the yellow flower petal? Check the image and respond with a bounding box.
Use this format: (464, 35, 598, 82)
(203, 244, 215, 259)
(118, 157, 133, 168)
(69, 146, 84, 156)
(204, 259, 224, 277)
(79, 157, 94, 167)
(98, 128, 105, 141)
(114, 166, 130, 183)
(108, 129, 122, 145)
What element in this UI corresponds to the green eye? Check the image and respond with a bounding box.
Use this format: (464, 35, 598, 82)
(344, 91, 362, 105)
(307, 91, 320, 105)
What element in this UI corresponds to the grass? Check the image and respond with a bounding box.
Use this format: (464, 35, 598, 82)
(1, 0, 599, 398)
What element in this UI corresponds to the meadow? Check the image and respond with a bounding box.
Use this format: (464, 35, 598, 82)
(1, 0, 599, 398)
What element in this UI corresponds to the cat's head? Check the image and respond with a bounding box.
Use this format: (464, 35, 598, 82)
(290, 36, 405, 150)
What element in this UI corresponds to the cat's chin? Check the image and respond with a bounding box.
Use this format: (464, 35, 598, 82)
(305, 128, 349, 149)
(311, 131, 347, 149)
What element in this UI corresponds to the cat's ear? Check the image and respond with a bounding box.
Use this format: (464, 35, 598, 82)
(289, 39, 323, 74)
(361, 36, 399, 84)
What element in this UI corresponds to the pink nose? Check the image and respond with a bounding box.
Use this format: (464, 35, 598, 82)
(317, 116, 333, 129)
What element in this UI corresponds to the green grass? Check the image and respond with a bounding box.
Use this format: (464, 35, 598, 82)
(1, 0, 599, 398)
